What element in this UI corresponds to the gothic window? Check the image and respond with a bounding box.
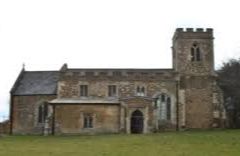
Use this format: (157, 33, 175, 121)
(196, 47, 201, 61)
(108, 85, 117, 97)
(136, 86, 145, 96)
(191, 43, 201, 62)
(38, 103, 48, 123)
(83, 114, 93, 128)
(80, 85, 88, 97)
(156, 94, 171, 121)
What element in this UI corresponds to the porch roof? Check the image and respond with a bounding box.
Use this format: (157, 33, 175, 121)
(49, 98, 120, 104)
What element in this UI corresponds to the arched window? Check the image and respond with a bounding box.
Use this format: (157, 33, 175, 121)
(191, 43, 201, 62)
(155, 94, 171, 121)
(38, 103, 48, 123)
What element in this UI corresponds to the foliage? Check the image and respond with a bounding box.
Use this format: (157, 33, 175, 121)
(217, 58, 240, 128)
(0, 130, 240, 156)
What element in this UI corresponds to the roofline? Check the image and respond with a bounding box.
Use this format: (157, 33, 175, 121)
(23, 70, 59, 73)
(68, 68, 173, 70)
(10, 68, 25, 94)
(12, 94, 57, 96)
(67, 68, 175, 72)
(49, 103, 120, 105)
(120, 96, 154, 101)
(49, 98, 120, 104)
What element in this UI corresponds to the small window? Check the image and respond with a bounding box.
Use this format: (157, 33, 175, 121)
(136, 86, 145, 96)
(108, 85, 117, 97)
(191, 43, 202, 62)
(38, 104, 48, 123)
(86, 72, 94, 76)
(113, 71, 121, 76)
(80, 85, 88, 97)
(83, 114, 93, 128)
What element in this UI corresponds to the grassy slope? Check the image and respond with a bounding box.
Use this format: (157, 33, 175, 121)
(0, 130, 240, 156)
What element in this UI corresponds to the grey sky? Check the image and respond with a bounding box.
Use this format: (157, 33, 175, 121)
(0, 0, 240, 121)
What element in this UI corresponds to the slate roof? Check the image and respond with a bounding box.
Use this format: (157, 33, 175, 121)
(12, 71, 59, 95)
(49, 98, 120, 104)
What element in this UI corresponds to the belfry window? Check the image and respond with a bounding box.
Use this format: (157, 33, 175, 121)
(191, 43, 201, 62)
(38, 103, 48, 123)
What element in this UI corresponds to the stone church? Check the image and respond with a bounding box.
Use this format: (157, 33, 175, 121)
(9, 28, 226, 135)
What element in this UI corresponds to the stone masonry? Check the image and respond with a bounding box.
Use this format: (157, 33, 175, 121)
(10, 28, 226, 135)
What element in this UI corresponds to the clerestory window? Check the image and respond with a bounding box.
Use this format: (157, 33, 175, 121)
(108, 85, 117, 97)
(80, 85, 88, 97)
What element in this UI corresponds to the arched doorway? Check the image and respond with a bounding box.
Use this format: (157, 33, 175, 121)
(131, 110, 144, 134)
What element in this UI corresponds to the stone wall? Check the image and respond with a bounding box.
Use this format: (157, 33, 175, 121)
(179, 76, 215, 129)
(12, 95, 56, 134)
(0, 120, 10, 134)
(54, 104, 120, 134)
(58, 70, 178, 99)
(54, 69, 179, 133)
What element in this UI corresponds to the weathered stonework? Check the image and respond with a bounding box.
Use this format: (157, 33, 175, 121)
(54, 104, 120, 134)
(10, 28, 226, 135)
(11, 95, 56, 134)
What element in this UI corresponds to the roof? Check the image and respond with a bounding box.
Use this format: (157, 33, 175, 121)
(12, 71, 59, 95)
(68, 68, 175, 73)
(49, 98, 120, 104)
(49, 96, 154, 104)
(10, 64, 177, 96)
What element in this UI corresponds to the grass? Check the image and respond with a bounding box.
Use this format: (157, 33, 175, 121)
(0, 130, 240, 156)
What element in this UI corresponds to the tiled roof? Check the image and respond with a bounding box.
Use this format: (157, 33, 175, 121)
(12, 71, 59, 95)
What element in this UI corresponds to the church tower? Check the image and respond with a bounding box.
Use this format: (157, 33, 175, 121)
(172, 28, 224, 129)
(172, 28, 214, 75)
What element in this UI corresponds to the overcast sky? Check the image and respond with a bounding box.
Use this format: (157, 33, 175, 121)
(0, 0, 240, 121)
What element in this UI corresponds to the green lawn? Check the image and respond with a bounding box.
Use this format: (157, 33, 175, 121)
(1, 130, 240, 156)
